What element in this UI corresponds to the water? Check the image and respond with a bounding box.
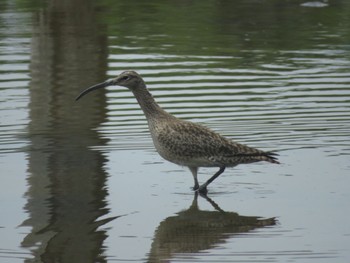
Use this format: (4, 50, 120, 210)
(0, 0, 350, 262)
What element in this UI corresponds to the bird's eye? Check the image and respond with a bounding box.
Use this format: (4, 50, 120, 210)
(121, 75, 129, 81)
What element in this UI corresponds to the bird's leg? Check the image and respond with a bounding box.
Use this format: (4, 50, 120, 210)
(198, 166, 226, 194)
(189, 166, 199, 190)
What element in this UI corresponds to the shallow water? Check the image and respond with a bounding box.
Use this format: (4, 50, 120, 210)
(1, 0, 350, 262)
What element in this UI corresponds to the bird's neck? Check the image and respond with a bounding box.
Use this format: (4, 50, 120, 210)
(132, 85, 171, 120)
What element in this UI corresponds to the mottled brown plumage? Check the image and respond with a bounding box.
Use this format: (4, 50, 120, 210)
(76, 71, 279, 193)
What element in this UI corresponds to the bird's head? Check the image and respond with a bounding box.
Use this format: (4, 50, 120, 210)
(75, 71, 143, 101)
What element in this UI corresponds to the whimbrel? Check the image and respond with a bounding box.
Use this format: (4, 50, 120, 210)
(76, 71, 279, 194)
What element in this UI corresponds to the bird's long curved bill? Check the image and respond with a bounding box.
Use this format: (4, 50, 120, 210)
(75, 79, 113, 101)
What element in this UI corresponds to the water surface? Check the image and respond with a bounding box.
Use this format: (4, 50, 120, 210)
(0, 0, 350, 262)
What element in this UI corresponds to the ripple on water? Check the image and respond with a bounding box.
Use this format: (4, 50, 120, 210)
(95, 52, 350, 155)
(0, 38, 30, 155)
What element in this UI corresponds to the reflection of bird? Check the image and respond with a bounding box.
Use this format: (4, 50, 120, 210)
(148, 193, 276, 262)
(76, 71, 279, 193)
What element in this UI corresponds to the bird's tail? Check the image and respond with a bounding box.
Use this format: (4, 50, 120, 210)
(235, 151, 280, 164)
(263, 152, 280, 164)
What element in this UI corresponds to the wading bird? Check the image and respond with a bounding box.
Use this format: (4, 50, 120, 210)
(76, 71, 279, 194)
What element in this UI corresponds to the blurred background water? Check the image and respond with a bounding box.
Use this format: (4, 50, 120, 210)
(0, 0, 349, 262)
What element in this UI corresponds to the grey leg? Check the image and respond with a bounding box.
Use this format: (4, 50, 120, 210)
(198, 166, 226, 194)
(189, 166, 199, 190)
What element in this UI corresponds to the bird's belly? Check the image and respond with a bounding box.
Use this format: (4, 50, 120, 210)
(159, 151, 215, 168)
(151, 136, 217, 167)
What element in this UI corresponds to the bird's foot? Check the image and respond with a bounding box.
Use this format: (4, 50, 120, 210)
(192, 183, 208, 195)
(196, 185, 208, 195)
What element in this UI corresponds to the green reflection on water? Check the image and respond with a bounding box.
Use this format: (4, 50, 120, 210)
(1, 0, 350, 262)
